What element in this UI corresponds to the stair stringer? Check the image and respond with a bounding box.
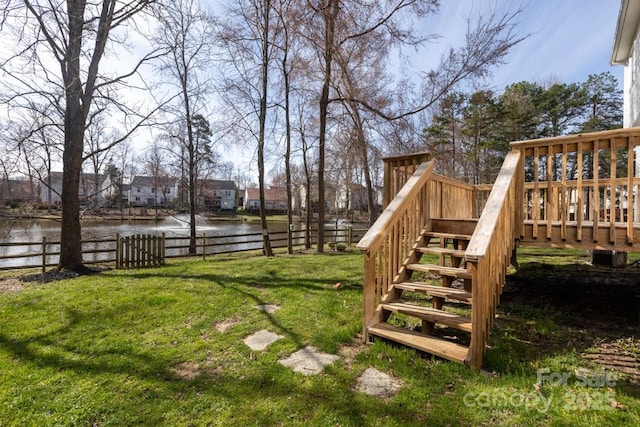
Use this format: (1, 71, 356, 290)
(365, 224, 433, 329)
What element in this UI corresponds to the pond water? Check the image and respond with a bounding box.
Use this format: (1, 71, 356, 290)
(0, 215, 364, 269)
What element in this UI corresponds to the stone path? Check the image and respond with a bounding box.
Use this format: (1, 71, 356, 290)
(223, 303, 404, 398)
(278, 346, 341, 376)
(243, 329, 284, 351)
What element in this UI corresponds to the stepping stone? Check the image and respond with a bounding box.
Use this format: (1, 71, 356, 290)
(278, 346, 340, 376)
(243, 329, 284, 351)
(254, 304, 281, 314)
(354, 368, 403, 398)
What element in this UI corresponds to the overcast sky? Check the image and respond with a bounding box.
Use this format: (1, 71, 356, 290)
(414, 0, 624, 89)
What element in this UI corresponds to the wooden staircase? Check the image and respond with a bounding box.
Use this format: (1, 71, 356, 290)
(361, 129, 640, 370)
(367, 219, 477, 365)
(358, 152, 523, 370)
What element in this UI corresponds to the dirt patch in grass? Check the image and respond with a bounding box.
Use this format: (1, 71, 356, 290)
(338, 334, 365, 369)
(215, 318, 241, 333)
(501, 262, 640, 381)
(0, 277, 24, 293)
(171, 362, 202, 381)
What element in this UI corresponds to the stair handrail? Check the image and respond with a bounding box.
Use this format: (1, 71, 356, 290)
(358, 161, 435, 253)
(357, 161, 435, 335)
(464, 150, 524, 368)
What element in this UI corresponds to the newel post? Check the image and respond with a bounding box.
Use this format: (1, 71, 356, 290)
(362, 250, 376, 341)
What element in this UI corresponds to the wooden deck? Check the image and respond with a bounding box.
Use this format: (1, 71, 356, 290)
(521, 220, 640, 251)
(358, 127, 640, 371)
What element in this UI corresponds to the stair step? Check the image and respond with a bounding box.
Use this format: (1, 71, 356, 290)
(406, 263, 472, 279)
(368, 323, 468, 363)
(381, 302, 472, 332)
(423, 231, 473, 241)
(394, 282, 472, 303)
(416, 247, 467, 258)
(431, 218, 478, 235)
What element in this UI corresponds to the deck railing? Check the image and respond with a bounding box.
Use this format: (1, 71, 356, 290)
(357, 160, 478, 337)
(511, 128, 640, 250)
(465, 150, 524, 369)
(382, 152, 431, 208)
(465, 150, 523, 369)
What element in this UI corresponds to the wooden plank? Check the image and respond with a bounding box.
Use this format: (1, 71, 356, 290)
(430, 218, 478, 235)
(382, 302, 472, 332)
(610, 143, 617, 244)
(628, 136, 635, 245)
(547, 149, 553, 240)
(561, 144, 568, 241)
(510, 128, 640, 150)
(406, 263, 472, 279)
(423, 231, 473, 241)
(415, 247, 467, 258)
(533, 147, 540, 239)
(577, 142, 584, 241)
(523, 177, 640, 189)
(393, 282, 472, 303)
(593, 140, 599, 242)
(368, 323, 468, 363)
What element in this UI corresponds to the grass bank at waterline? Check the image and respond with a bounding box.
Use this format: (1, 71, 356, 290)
(0, 250, 638, 426)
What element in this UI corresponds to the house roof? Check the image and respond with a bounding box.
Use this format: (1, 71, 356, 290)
(130, 175, 177, 187)
(44, 172, 107, 187)
(611, 0, 640, 64)
(245, 187, 287, 201)
(198, 179, 235, 190)
(0, 179, 34, 200)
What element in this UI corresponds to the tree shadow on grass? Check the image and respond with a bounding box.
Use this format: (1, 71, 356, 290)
(485, 261, 640, 393)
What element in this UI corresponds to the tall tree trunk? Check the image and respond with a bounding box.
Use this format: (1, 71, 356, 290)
(258, 0, 273, 257)
(58, 113, 85, 271)
(282, 66, 293, 254)
(317, 0, 339, 253)
(282, 36, 293, 254)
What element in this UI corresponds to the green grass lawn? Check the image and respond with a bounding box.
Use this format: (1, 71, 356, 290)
(0, 250, 639, 426)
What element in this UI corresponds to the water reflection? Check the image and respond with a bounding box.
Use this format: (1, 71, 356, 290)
(0, 217, 364, 269)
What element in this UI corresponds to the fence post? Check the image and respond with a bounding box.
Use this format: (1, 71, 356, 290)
(115, 233, 120, 269)
(347, 225, 352, 247)
(161, 232, 166, 264)
(202, 233, 206, 260)
(42, 236, 47, 273)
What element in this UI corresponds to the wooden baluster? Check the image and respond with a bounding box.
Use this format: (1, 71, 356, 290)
(610, 140, 617, 244)
(546, 147, 553, 240)
(533, 148, 540, 239)
(577, 143, 583, 241)
(593, 141, 599, 243)
(561, 144, 568, 241)
(628, 137, 635, 245)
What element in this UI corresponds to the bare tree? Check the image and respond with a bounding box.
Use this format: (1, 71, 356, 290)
(84, 115, 124, 208)
(153, 0, 216, 254)
(1, 0, 165, 272)
(143, 139, 173, 219)
(216, 0, 279, 257)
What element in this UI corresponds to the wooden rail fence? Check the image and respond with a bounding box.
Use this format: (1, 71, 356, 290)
(0, 226, 368, 272)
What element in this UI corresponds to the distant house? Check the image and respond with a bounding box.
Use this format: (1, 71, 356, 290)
(335, 184, 369, 212)
(197, 179, 236, 211)
(611, 0, 640, 221)
(40, 172, 107, 207)
(128, 175, 178, 207)
(0, 178, 36, 204)
(244, 187, 287, 214)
